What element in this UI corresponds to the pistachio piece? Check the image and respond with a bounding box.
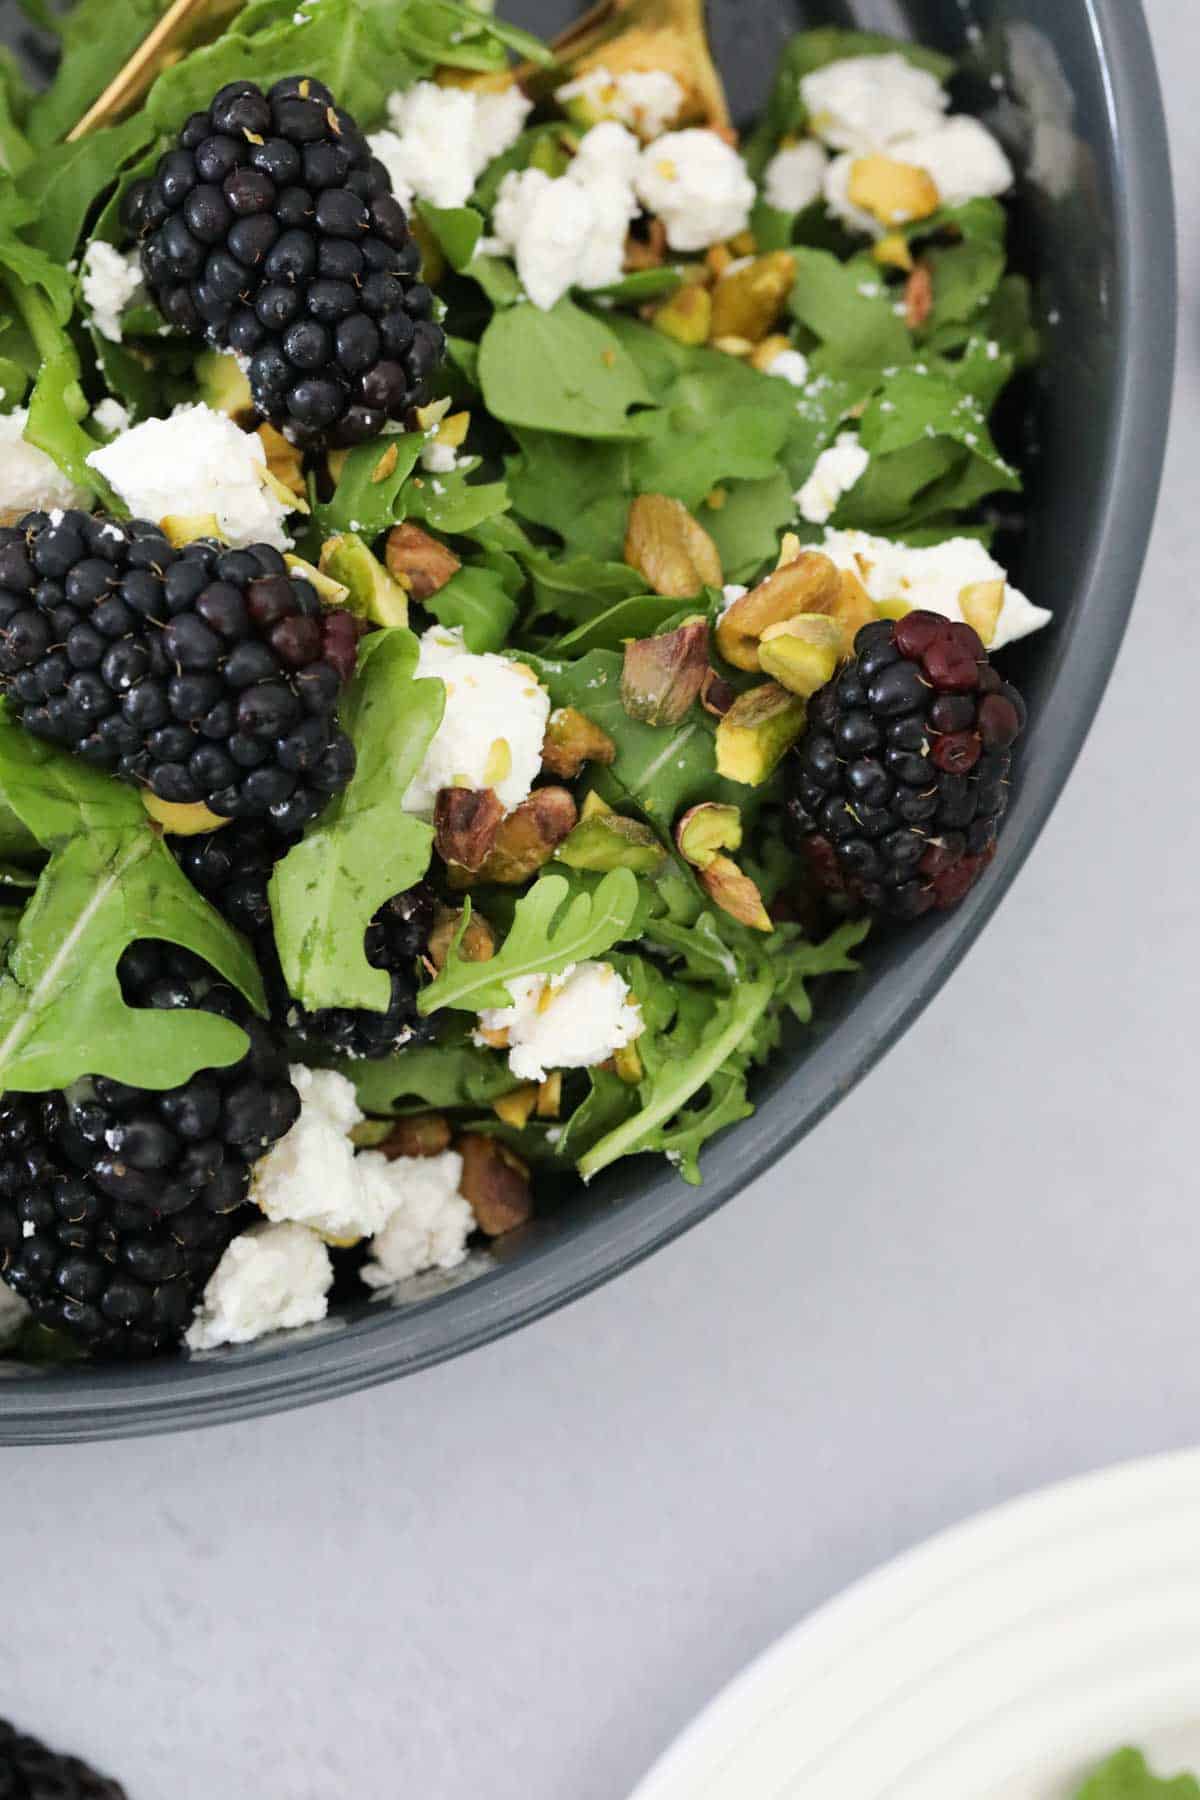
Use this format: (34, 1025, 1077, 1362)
(580, 789, 614, 821)
(541, 706, 617, 780)
(283, 553, 349, 608)
(319, 532, 409, 627)
(699, 668, 735, 716)
(428, 904, 496, 970)
(556, 811, 667, 873)
(847, 155, 940, 226)
(750, 332, 793, 373)
(142, 794, 230, 836)
(873, 232, 914, 272)
(493, 1084, 539, 1128)
(652, 282, 712, 346)
(698, 853, 773, 931)
(474, 787, 579, 885)
(458, 1134, 533, 1238)
(384, 521, 462, 600)
(757, 614, 843, 696)
(256, 423, 306, 499)
(675, 801, 742, 869)
(832, 566, 878, 650)
(160, 513, 224, 547)
(958, 578, 1005, 647)
(624, 493, 723, 597)
(536, 1072, 563, 1119)
(904, 260, 935, 329)
(434, 786, 504, 874)
(714, 552, 841, 670)
(194, 349, 253, 421)
(709, 250, 796, 344)
(376, 1114, 454, 1159)
(612, 1043, 644, 1084)
(349, 1119, 395, 1149)
(715, 682, 806, 785)
(557, 4, 730, 133)
(620, 618, 710, 724)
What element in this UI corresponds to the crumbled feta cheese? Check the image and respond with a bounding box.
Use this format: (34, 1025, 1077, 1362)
(795, 433, 870, 524)
(800, 53, 948, 154)
(252, 1066, 389, 1244)
(634, 129, 755, 251)
(369, 82, 531, 211)
(490, 122, 641, 310)
(765, 348, 810, 387)
(820, 527, 1051, 650)
(719, 583, 748, 615)
(556, 64, 686, 139)
(80, 240, 142, 344)
(359, 1151, 473, 1290)
(0, 409, 90, 514)
(888, 115, 1014, 208)
(762, 139, 827, 213)
(185, 1222, 333, 1350)
(0, 1279, 29, 1348)
(420, 436, 459, 474)
(476, 962, 645, 1084)
(86, 403, 293, 549)
(91, 396, 131, 437)
(405, 625, 550, 817)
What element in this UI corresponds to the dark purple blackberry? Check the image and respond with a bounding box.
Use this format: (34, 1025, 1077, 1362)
(123, 75, 445, 446)
(0, 509, 357, 834)
(0, 943, 300, 1358)
(175, 819, 440, 1059)
(0, 1718, 127, 1800)
(784, 610, 1026, 920)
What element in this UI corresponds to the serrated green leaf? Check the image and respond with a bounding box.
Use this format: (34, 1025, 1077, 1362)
(479, 298, 656, 441)
(313, 432, 424, 539)
(1074, 1749, 1200, 1799)
(423, 563, 517, 653)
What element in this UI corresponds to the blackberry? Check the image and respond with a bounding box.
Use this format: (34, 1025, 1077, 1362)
(0, 1718, 126, 1800)
(175, 819, 440, 1059)
(123, 76, 445, 446)
(0, 510, 357, 834)
(0, 943, 299, 1357)
(784, 610, 1026, 921)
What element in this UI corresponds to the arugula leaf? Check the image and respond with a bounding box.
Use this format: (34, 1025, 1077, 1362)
(344, 1023, 524, 1113)
(506, 429, 631, 561)
(401, 465, 510, 535)
(551, 594, 690, 656)
(789, 248, 913, 374)
(765, 919, 869, 1023)
(419, 868, 640, 1014)
(18, 116, 157, 266)
(269, 629, 443, 1013)
(423, 563, 517, 653)
(479, 298, 656, 441)
(522, 547, 644, 628)
(915, 200, 1007, 336)
(581, 268, 685, 307)
(0, 714, 144, 847)
(26, 0, 163, 148)
(313, 433, 423, 539)
(417, 201, 484, 274)
(1073, 1750, 1200, 1799)
(631, 350, 797, 510)
(702, 472, 797, 584)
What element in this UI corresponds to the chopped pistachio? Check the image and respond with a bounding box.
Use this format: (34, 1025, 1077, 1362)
(624, 493, 722, 597)
(675, 801, 742, 869)
(714, 552, 841, 670)
(142, 794, 230, 836)
(715, 682, 806, 785)
(698, 853, 773, 931)
(620, 618, 709, 725)
(319, 533, 409, 627)
(757, 614, 843, 696)
(556, 811, 667, 873)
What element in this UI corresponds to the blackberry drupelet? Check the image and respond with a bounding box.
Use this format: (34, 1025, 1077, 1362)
(0, 1718, 127, 1800)
(0, 509, 358, 834)
(175, 819, 440, 1059)
(123, 75, 445, 446)
(0, 943, 300, 1357)
(784, 610, 1026, 921)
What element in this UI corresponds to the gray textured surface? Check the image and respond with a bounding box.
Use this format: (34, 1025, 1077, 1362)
(1, 4, 1194, 1795)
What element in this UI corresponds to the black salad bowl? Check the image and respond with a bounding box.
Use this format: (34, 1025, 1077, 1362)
(0, 0, 1175, 1441)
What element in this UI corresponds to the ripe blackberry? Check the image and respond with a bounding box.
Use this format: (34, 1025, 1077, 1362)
(0, 943, 300, 1357)
(0, 509, 356, 834)
(175, 819, 440, 1059)
(123, 75, 445, 446)
(0, 1718, 127, 1800)
(784, 610, 1026, 920)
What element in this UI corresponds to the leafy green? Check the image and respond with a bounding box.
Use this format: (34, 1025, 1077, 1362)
(506, 430, 631, 561)
(551, 594, 689, 656)
(312, 433, 424, 539)
(790, 248, 913, 374)
(401, 465, 510, 535)
(27, 0, 164, 148)
(418, 201, 484, 274)
(522, 548, 645, 628)
(346, 1024, 524, 1113)
(1074, 1750, 1200, 1799)
(270, 629, 443, 1014)
(18, 116, 158, 265)
(839, 367, 1020, 531)
(702, 473, 797, 584)
(419, 869, 640, 1014)
(423, 563, 517, 653)
(479, 299, 656, 441)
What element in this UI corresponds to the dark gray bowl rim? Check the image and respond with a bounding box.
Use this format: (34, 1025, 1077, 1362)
(0, 0, 1176, 1442)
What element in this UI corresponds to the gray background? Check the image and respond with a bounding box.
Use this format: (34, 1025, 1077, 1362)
(2, 4, 1194, 1795)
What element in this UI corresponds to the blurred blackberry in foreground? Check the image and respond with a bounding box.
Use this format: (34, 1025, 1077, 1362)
(0, 510, 357, 834)
(0, 944, 299, 1357)
(0, 1717, 127, 1800)
(785, 610, 1026, 920)
(176, 820, 440, 1059)
(123, 75, 445, 445)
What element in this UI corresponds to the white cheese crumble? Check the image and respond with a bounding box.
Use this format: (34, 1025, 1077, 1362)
(762, 138, 827, 213)
(476, 962, 645, 1084)
(820, 527, 1051, 650)
(420, 436, 459, 474)
(887, 116, 1014, 208)
(765, 347, 810, 387)
(634, 129, 755, 252)
(0, 1279, 29, 1348)
(252, 1065, 384, 1244)
(86, 403, 293, 549)
(404, 625, 550, 817)
(0, 408, 90, 514)
(368, 82, 531, 212)
(719, 582, 748, 615)
(490, 121, 641, 310)
(80, 240, 143, 344)
(359, 1151, 474, 1290)
(91, 396, 131, 437)
(185, 1221, 333, 1351)
(556, 64, 686, 139)
(795, 433, 870, 524)
(800, 53, 948, 154)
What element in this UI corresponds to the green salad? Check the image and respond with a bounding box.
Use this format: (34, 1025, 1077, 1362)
(1077, 1750, 1200, 1797)
(0, 0, 1049, 1360)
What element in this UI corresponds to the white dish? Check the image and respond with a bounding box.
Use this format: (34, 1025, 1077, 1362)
(629, 1450, 1200, 1799)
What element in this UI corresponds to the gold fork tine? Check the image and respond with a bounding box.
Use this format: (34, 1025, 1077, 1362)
(67, 0, 239, 140)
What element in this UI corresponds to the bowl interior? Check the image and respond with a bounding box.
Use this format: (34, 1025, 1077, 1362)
(0, 0, 1175, 1439)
